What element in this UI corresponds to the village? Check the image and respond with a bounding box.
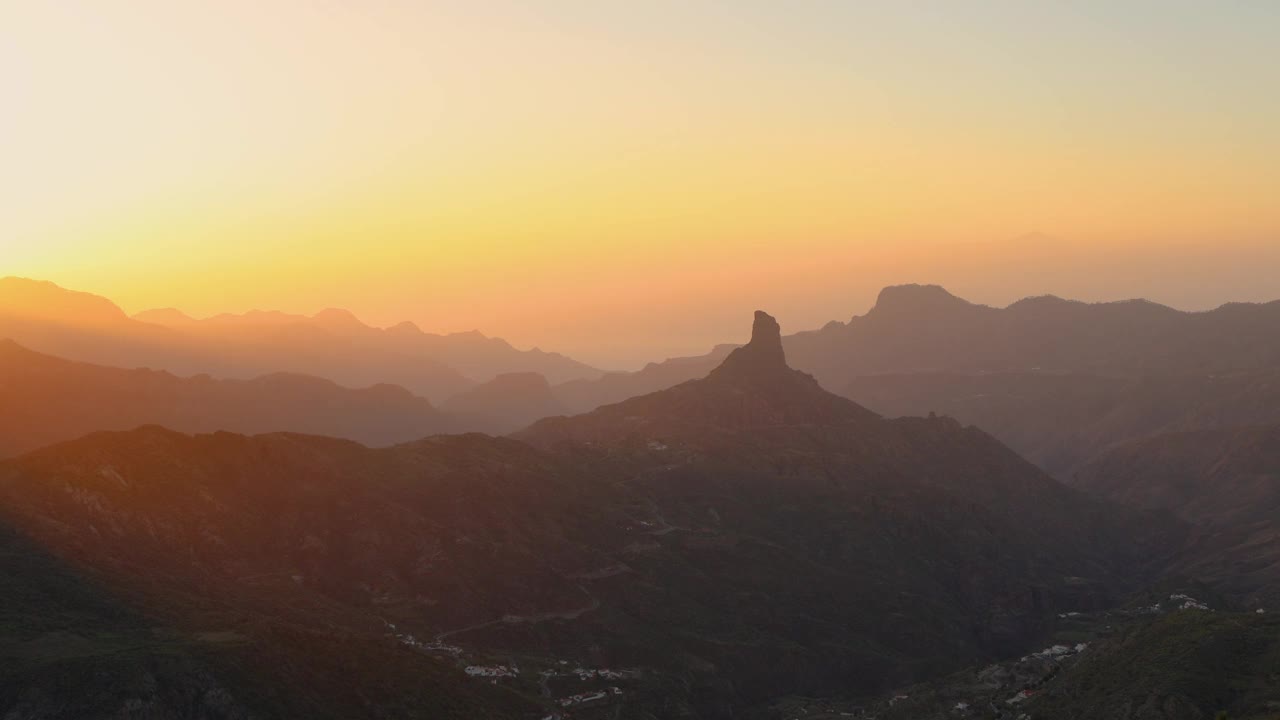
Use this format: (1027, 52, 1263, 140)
(382, 620, 639, 717)
(770, 591, 1231, 720)
(385, 588, 1267, 719)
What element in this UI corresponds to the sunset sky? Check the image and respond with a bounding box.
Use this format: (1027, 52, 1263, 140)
(3, 1, 1279, 367)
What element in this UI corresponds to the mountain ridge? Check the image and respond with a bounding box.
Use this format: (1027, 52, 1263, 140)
(0, 339, 465, 457)
(0, 278, 604, 400)
(550, 284, 1280, 417)
(0, 310, 1180, 718)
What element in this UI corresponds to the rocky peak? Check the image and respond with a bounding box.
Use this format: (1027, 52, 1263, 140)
(870, 284, 975, 319)
(711, 310, 787, 379)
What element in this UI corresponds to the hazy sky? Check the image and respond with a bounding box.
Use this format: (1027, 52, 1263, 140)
(3, 1, 1279, 367)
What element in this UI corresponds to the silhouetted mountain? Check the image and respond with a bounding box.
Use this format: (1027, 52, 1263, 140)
(0, 277, 602, 403)
(133, 307, 199, 325)
(544, 286, 1280, 487)
(844, 368, 1280, 477)
(865, 283, 982, 320)
(791, 284, 1280, 386)
(0, 277, 473, 401)
(0, 278, 181, 369)
(136, 302, 604, 387)
(527, 311, 880, 442)
(553, 343, 735, 414)
(442, 372, 566, 434)
(0, 278, 135, 327)
(0, 339, 457, 457)
(0, 312, 1175, 718)
(1075, 424, 1280, 604)
(552, 285, 1280, 417)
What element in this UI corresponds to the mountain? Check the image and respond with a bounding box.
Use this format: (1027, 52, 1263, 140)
(135, 304, 604, 386)
(787, 284, 1280, 386)
(0, 519, 259, 719)
(843, 368, 1280, 478)
(0, 277, 136, 327)
(1074, 424, 1280, 604)
(442, 372, 567, 434)
(527, 311, 879, 443)
(0, 277, 182, 368)
(0, 277, 603, 403)
(551, 285, 1280, 417)
(780, 585, 1278, 720)
(1026, 609, 1280, 720)
(0, 505, 534, 720)
(547, 285, 1280, 482)
(553, 344, 736, 415)
(515, 312, 1177, 709)
(133, 307, 200, 326)
(0, 277, 473, 402)
(0, 339, 456, 458)
(0, 311, 1177, 718)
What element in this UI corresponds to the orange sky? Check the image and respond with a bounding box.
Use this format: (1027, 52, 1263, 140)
(3, 1, 1279, 367)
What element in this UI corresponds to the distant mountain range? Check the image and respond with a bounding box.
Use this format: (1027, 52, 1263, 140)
(10, 275, 1280, 480)
(442, 371, 567, 434)
(0, 339, 457, 457)
(845, 369, 1280, 478)
(0, 311, 1176, 719)
(552, 284, 1280, 416)
(0, 277, 603, 402)
(9, 276, 1280, 481)
(548, 284, 1280, 480)
(132, 304, 603, 386)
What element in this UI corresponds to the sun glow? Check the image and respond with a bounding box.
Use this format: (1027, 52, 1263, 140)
(3, 1, 1278, 366)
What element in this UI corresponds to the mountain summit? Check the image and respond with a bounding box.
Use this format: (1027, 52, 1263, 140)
(520, 310, 878, 444)
(867, 283, 980, 319)
(709, 310, 786, 378)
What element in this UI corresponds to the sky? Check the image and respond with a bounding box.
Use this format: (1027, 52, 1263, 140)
(3, 0, 1279, 368)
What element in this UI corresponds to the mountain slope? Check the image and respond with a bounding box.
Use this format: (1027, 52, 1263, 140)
(1, 277, 603, 403)
(1028, 609, 1280, 720)
(788, 284, 1280, 387)
(553, 344, 735, 415)
(551, 284, 1280, 416)
(0, 312, 1178, 718)
(779, 587, 1278, 720)
(135, 303, 604, 386)
(0, 339, 455, 457)
(1074, 424, 1280, 603)
(843, 369, 1280, 478)
(515, 312, 1176, 708)
(0, 277, 473, 402)
(529, 312, 878, 443)
(442, 372, 567, 434)
(0, 518, 261, 719)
